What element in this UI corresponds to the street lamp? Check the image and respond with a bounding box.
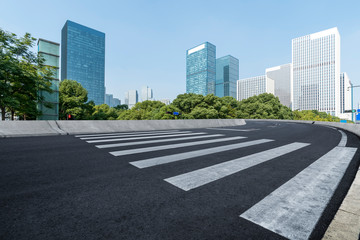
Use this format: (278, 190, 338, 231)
(348, 83, 360, 122)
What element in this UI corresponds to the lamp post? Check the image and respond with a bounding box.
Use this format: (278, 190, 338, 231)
(348, 83, 360, 122)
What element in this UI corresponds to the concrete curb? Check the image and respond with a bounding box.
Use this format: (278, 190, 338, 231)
(246, 119, 360, 240)
(0, 119, 246, 137)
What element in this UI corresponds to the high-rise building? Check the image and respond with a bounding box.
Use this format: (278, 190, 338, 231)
(237, 75, 274, 101)
(339, 73, 352, 120)
(216, 55, 239, 98)
(37, 39, 60, 120)
(266, 63, 293, 108)
(61, 20, 105, 105)
(113, 98, 121, 107)
(141, 86, 153, 101)
(105, 94, 113, 107)
(292, 27, 340, 116)
(125, 90, 138, 108)
(186, 42, 216, 96)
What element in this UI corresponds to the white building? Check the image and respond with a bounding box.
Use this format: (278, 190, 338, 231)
(159, 99, 171, 105)
(237, 75, 274, 101)
(266, 63, 292, 108)
(125, 90, 138, 108)
(338, 72, 352, 120)
(141, 86, 153, 101)
(292, 27, 341, 116)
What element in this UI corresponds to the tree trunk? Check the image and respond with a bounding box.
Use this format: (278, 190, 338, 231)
(23, 114, 26, 120)
(11, 111, 15, 120)
(1, 107, 5, 121)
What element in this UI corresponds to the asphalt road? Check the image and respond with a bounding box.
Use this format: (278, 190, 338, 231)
(0, 121, 359, 240)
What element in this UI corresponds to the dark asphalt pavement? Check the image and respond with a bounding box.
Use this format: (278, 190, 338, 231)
(0, 121, 359, 240)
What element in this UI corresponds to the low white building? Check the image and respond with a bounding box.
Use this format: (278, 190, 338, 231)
(237, 75, 274, 101)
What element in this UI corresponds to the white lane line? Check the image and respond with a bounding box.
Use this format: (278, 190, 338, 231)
(206, 128, 259, 132)
(87, 132, 203, 144)
(75, 130, 180, 138)
(240, 146, 357, 240)
(96, 134, 225, 149)
(130, 139, 273, 169)
(165, 142, 310, 191)
(338, 130, 347, 147)
(81, 131, 191, 140)
(110, 136, 246, 157)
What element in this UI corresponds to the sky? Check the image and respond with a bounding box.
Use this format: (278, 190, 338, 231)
(1, 0, 360, 107)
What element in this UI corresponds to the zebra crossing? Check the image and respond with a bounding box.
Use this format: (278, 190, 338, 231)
(76, 128, 358, 240)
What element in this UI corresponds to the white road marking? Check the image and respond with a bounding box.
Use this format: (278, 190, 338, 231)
(337, 130, 347, 147)
(240, 145, 357, 240)
(96, 134, 225, 149)
(86, 132, 203, 144)
(165, 142, 310, 191)
(130, 139, 273, 169)
(110, 137, 246, 157)
(81, 131, 191, 140)
(206, 128, 259, 132)
(75, 130, 180, 138)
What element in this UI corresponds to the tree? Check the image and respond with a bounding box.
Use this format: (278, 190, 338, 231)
(0, 28, 53, 120)
(236, 93, 292, 119)
(59, 79, 88, 120)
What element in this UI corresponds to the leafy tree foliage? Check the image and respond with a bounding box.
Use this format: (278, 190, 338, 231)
(293, 110, 340, 122)
(236, 93, 293, 119)
(59, 79, 89, 120)
(0, 29, 53, 120)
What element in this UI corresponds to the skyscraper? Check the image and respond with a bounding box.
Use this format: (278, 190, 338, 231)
(266, 63, 293, 108)
(105, 94, 113, 107)
(61, 20, 105, 105)
(125, 90, 138, 108)
(292, 27, 340, 116)
(237, 75, 274, 101)
(215, 55, 239, 98)
(37, 38, 60, 120)
(141, 86, 153, 101)
(186, 42, 216, 96)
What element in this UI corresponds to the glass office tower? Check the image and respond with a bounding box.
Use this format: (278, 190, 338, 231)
(216, 55, 239, 98)
(37, 38, 60, 120)
(61, 20, 105, 105)
(186, 42, 216, 96)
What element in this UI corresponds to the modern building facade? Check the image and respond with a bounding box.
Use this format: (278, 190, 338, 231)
(141, 86, 153, 101)
(186, 42, 216, 96)
(61, 20, 105, 105)
(106, 94, 121, 107)
(105, 94, 113, 107)
(292, 27, 340, 116)
(37, 38, 60, 120)
(266, 63, 292, 108)
(113, 98, 121, 107)
(216, 55, 239, 98)
(125, 90, 138, 108)
(159, 99, 171, 105)
(339, 72, 352, 120)
(237, 75, 274, 101)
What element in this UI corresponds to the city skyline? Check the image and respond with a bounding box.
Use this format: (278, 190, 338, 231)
(1, 0, 360, 106)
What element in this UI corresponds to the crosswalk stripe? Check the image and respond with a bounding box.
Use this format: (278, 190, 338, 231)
(96, 134, 225, 149)
(206, 128, 259, 132)
(80, 131, 191, 140)
(75, 130, 180, 138)
(338, 130, 347, 147)
(86, 132, 204, 144)
(165, 142, 310, 191)
(110, 136, 246, 157)
(130, 139, 273, 169)
(240, 146, 357, 240)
